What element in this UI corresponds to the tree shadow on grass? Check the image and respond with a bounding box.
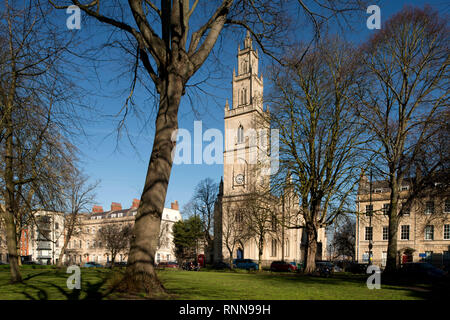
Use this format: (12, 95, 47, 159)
(256, 272, 448, 300)
(19, 269, 114, 300)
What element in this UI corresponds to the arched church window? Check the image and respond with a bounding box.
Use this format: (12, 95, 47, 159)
(237, 125, 244, 144)
(241, 61, 248, 74)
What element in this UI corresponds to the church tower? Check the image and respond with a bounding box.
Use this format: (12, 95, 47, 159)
(223, 31, 266, 197)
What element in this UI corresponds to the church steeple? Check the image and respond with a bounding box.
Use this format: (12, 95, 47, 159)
(225, 31, 263, 117)
(244, 30, 252, 49)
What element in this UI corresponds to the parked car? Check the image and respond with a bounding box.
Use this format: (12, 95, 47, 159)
(22, 261, 42, 265)
(400, 262, 447, 280)
(164, 261, 179, 269)
(347, 262, 369, 274)
(270, 260, 297, 272)
(315, 261, 334, 277)
(83, 262, 103, 268)
(157, 261, 178, 269)
(182, 261, 200, 271)
(105, 261, 127, 268)
(212, 261, 231, 270)
(233, 259, 259, 271)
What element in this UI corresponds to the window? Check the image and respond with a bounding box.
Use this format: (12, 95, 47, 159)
(425, 225, 434, 240)
(79, 240, 82, 248)
(271, 215, 277, 232)
(365, 227, 373, 241)
(444, 225, 450, 240)
(237, 125, 244, 144)
(401, 225, 410, 240)
(445, 200, 450, 213)
(271, 239, 277, 257)
(401, 185, 409, 191)
(285, 239, 289, 257)
(383, 226, 389, 240)
(402, 202, 410, 216)
(374, 188, 382, 193)
(241, 61, 248, 74)
(240, 88, 247, 105)
(365, 205, 373, 216)
(382, 203, 390, 215)
(55, 223, 59, 230)
(425, 201, 434, 214)
(362, 252, 372, 263)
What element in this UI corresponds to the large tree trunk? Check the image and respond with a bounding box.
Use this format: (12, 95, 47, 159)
(4, 213, 22, 283)
(258, 237, 264, 271)
(228, 248, 234, 269)
(57, 235, 71, 267)
(123, 74, 182, 294)
(384, 179, 400, 274)
(303, 222, 318, 274)
(4, 94, 22, 283)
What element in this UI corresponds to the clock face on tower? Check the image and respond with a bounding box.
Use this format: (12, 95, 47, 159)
(235, 174, 245, 185)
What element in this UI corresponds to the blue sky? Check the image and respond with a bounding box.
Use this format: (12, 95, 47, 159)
(62, 0, 448, 215)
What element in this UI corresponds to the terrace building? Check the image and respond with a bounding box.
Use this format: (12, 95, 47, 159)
(356, 175, 450, 268)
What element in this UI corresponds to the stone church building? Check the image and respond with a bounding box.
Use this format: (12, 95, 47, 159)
(212, 32, 327, 267)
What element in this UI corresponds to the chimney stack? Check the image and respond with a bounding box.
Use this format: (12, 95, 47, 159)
(131, 198, 140, 209)
(171, 200, 179, 210)
(111, 202, 122, 211)
(92, 205, 103, 213)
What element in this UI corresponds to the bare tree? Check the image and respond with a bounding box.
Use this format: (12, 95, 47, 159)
(329, 215, 355, 261)
(56, 171, 98, 267)
(187, 178, 218, 261)
(97, 223, 133, 268)
(0, 2, 80, 283)
(357, 6, 449, 273)
(222, 204, 251, 269)
(49, 0, 369, 293)
(266, 37, 366, 273)
(235, 192, 277, 271)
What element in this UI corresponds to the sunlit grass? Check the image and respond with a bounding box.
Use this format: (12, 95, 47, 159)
(0, 265, 436, 300)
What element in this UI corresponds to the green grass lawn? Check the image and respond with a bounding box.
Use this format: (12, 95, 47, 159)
(157, 269, 432, 300)
(0, 265, 440, 300)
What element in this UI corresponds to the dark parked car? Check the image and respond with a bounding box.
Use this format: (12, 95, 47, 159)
(157, 261, 178, 269)
(400, 262, 447, 280)
(22, 261, 42, 265)
(233, 259, 259, 271)
(212, 261, 231, 270)
(182, 261, 200, 271)
(270, 261, 297, 272)
(348, 262, 369, 274)
(83, 262, 103, 268)
(315, 261, 334, 277)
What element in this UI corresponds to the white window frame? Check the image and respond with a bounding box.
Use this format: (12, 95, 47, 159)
(382, 226, 389, 241)
(444, 224, 450, 240)
(424, 225, 434, 240)
(401, 225, 410, 240)
(425, 201, 434, 215)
